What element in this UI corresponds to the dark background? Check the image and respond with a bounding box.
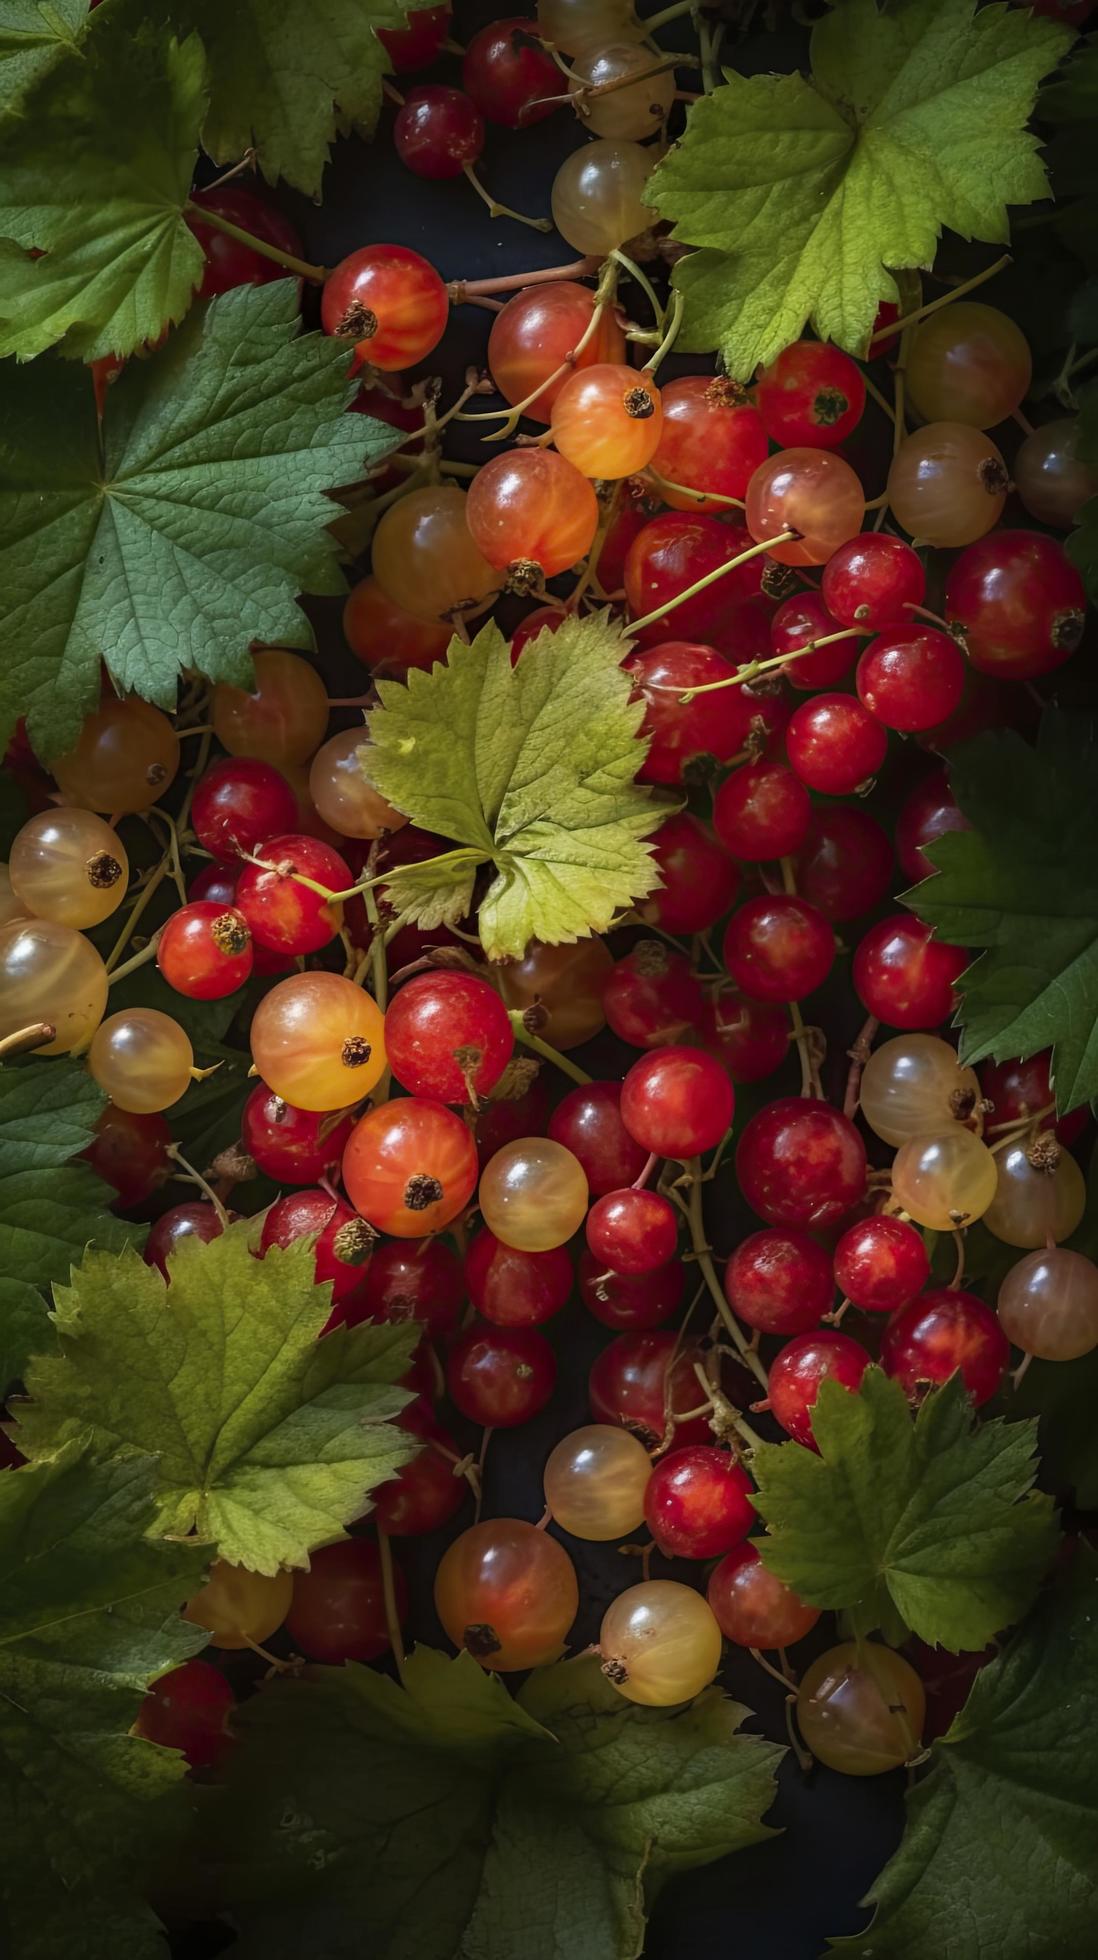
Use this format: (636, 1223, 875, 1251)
(194, 4, 912, 1955)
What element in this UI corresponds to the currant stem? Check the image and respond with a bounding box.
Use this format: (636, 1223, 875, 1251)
(448, 257, 599, 300)
(166, 1144, 231, 1227)
(462, 164, 552, 232)
(691, 1360, 764, 1452)
(610, 248, 665, 330)
(0, 1022, 56, 1061)
(683, 1158, 769, 1389)
(105, 856, 171, 971)
(668, 626, 865, 702)
(862, 373, 897, 427)
(376, 1529, 407, 1687)
(646, 0, 695, 29)
(506, 1012, 593, 1087)
(458, 259, 618, 437)
(628, 531, 796, 636)
(843, 1014, 879, 1122)
(645, 467, 744, 511)
(570, 477, 622, 608)
(868, 253, 1011, 346)
(106, 934, 162, 986)
(182, 201, 328, 284)
(641, 288, 685, 377)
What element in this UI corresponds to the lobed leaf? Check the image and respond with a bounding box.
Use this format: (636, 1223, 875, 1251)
(648, 0, 1073, 376)
(752, 1369, 1058, 1652)
(363, 615, 669, 961)
(15, 1224, 418, 1573)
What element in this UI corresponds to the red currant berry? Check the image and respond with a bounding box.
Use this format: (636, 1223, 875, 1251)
(190, 757, 298, 863)
(602, 940, 705, 1048)
(833, 1216, 930, 1315)
(707, 1540, 820, 1649)
(321, 243, 448, 373)
(724, 1228, 834, 1335)
(372, 1400, 468, 1537)
(856, 628, 966, 733)
(786, 694, 888, 796)
(852, 915, 966, 1030)
(83, 1104, 171, 1208)
(464, 1229, 572, 1326)
(447, 1322, 557, 1426)
(240, 1088, 355, 1186)
(643, 1445, 755, 1559)
(378, 4, 452, 71)
(156, 900, 253, 1001)
(979, 1051, 1087, 1149)
(768, 1330, 871, 1448)
(713, 761, 812, 861)
(510, 605, 566, 662)
(756, 340, 866, 449)
(620, 1047, 734, 1160)
(628, 642, 755, 785)
(344, 1099, 479, 1239)
(895, 768, 970, 884)
(187, 186, 305, 300)
(260, 1189, 376, 1313)
(701, 987, 789, 1084)
(133, 1658, 234, 1770)
(385, 971, 514, 1103)
(356, 1237, 465, 1338)
(822, 534, 926, 630)
(625, 514, 764, 645)
(649, 375, 768, 510)
(143, 1202, 224, 1279)
(641, 811, 738, 934)
(285, 1539, 407, 1664)
(235, 835, 349, 956)
(793, 807, 894, 922)
(588, 1330, 712, 1448)
(737, 1099, 867, 1229)
(578, 1249, 685, 1330)
(394, 85, 484, 178)
(945, 530, 1086, 681)
(770, 592, 858, 691)
(548, 1081, 648, 1195)
(585, 1187, 678, 1276)
(722, 895, 835, 1003)
(880, 1288, 1009, 1407)
(462, 16, 558, 126)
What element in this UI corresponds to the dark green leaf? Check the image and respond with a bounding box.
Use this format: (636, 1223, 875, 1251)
(207, 1647, 782, 1960)
(753, 1370, 1057, 1652)
(908, 712, 1098, 1113)
(833, 1548, 1098, 1957)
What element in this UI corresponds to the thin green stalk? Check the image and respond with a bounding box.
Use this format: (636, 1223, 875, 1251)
(183, 201, 327, 284)
(629, 531, 797, 636)
(507, 1012, 592, 1087)
(684, 1159, 769, 1390)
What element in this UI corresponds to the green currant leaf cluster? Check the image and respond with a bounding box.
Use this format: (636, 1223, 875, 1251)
(833, 1548, 1098, 1957)
(362, 613, 671, 962)
(647, 0, 1073, 378)
(0, 1438, 211, 1958)
(908, 710, 1098, 1114)
(204, 1647, 783, 1960)
(12, 1223, 418, 1573)
(0, 281, 392, 760)
(752, 1369, 1058, 1653)
(0, 1061, 142, 1394)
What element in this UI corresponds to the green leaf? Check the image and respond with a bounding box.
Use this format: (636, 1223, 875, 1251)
(907, 712, 1098, 1114)
(16, 1223, 418, 1573)
(131, 0, 416, 197)
(0, 281, 392, 759)
(833, 1547, 1098, 1957)
(0, 26, 207, 361)
(0, 0, 90, 120)
(208, 1647, 782, 1960)
(363, 615, 668, 961)
(647, 0, 1073, 377)
(0, 1061, 140, 1390)
(0, 1437, 210, 1958)
(752, 1369, 1058, 1653)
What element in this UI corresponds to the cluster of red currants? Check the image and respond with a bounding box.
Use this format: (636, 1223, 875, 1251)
(3, 0, 1095, 1787)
